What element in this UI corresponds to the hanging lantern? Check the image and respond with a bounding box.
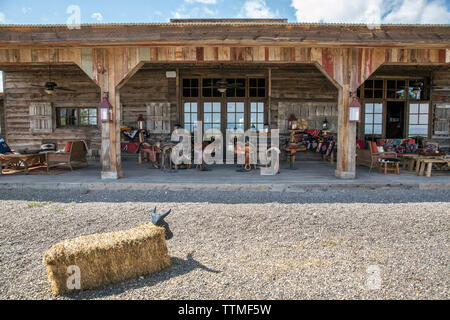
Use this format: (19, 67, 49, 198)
(98, 95, 113, 123)
(322, 118, 329, 130)
(349, 94, 361, 122)
(288, 114, 298, 130)
(137, 114, 145, 130)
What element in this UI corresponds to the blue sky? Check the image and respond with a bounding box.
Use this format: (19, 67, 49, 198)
(0, 0, 449, 25)
(0, 0, 449, 91)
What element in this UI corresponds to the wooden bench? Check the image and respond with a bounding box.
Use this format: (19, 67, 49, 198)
(417, 158, 450, 178)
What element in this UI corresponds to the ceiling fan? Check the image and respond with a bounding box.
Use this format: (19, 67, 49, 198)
(214, 78, 245, 94)
(31, 65, 76, 95)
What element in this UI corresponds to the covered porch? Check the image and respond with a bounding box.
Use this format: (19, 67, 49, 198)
(0, 21, 449, 181)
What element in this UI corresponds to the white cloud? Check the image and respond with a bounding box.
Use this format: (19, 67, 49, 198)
(22, 7, 32, 14)
(172, 4, 218, 19)
(290, 0, 450, 24)
(0, 12, 6, 24)
(241, 0, 278, 19)
(185, 0, 217, 4)
(383, 0, 450, 24)
(91, 13, 103, 21)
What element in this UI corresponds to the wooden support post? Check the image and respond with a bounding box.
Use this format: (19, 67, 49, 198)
(98, 48, 122, 180)
(335, 50, 357, 179)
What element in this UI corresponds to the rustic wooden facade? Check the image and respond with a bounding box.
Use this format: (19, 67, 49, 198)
(0, 20, 448, 179)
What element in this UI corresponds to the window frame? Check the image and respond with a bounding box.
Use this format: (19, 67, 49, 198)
(407, 102, 430, 137)
(56, 107, 98, 128)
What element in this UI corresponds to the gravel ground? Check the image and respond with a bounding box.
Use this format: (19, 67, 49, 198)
(0, 188, 449, 300)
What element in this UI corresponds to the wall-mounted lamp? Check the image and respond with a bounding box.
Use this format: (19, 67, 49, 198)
(98, 93, 113, 123)
(349, 93, 361, 122)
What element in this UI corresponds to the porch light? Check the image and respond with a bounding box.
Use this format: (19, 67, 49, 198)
(322, 118, 329, 130)
(137, 114, 145, 130)
(99, 95, 113, 123)
(349, 93, 361, 122)
(288, 114, 298, 130)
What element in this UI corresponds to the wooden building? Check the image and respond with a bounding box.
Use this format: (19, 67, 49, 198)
(0, 19, 448, 179)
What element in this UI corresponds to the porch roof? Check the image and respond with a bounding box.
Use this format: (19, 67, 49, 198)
(0, 20, 449, 47)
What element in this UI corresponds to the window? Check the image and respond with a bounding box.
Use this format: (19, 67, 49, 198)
(250, 102, 264, 131)
(30, 102, 53, 133)
(408, 103, 429, 136)
(364, 103, 383, 135)
(226, 79, 246, 98)
(57, 108, 98, 128)
(183, 102, 198, 132)
(202, 78, 221, 97)
(363, 80, 383, 99)
(182, 78, 199, 98)
(227, 102, 245, 130)
(386, 80, 406, 99)
(249, 78, 266, 97)
(203, 102, 221, 131)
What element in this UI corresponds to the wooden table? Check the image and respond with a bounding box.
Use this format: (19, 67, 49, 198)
(378, 158, 400, 175)
(417, 157, 450, 177)
(397, 154, 418, 171)
(284, 144, 306, 170)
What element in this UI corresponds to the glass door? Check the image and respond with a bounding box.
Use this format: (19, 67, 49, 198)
(226, 102, 245, 130)
(203, 102, 221, 132)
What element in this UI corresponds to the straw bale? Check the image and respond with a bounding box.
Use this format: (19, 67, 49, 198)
(43, 223, 171, 294)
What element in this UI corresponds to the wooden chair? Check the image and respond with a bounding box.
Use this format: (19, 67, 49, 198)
(367, 141, 397, 172)
(46, 140, 88, 172)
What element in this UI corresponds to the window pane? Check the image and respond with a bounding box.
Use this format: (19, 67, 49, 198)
(184, 103, 190, 112)
(236, 113, 244, 123)
(213, 103, 220, 112)
(227, 103, 235, 112)
(409, 114, 418, 124)
(204, 103, 211, 113)
(251, 102, 257, 112)
(80, 117, 88, 125)
(374, 104, 382, 113)
(410, 104, 419, 113)
(251, 114, 257, 123)
(365, 103, 373, 113)
(191, 113, 197, 122)
(419, 104, 429, 114)
(365, 114, 373, 123)
(258, 103, 264, 112)
(257, 113, 264, 123)
(213, 113, 220, 123)
(236, 103, 244, 112)
(373, 125, 382, 134)
(227, 113, 235, 123)
(419, 114, 428, 124)
(364, 124, 373, 134)
(89, 117, 97, 125)
(373, 114, 382, 124)
(191, 103, 197, 112)
(184, 114, 190, 123)
(364, 90, 373, 98)
(204, 113, 212, 123)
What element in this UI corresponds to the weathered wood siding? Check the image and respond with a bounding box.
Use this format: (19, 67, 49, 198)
(0, 96, 4, 137)
(272, 67, 338, 134)
(120, 68, 177, 139)
(431, 68, 450, 150)
(3, 65, 101, 150)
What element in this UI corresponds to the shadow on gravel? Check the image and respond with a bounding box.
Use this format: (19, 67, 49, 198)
(0, 188, 449, 204)
(62, 252, 221, 300)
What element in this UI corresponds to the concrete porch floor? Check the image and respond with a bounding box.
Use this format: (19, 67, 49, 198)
(0, 157, 449, 191)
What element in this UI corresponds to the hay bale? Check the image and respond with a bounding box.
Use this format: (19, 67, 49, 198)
(43, 223, 171, 295)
